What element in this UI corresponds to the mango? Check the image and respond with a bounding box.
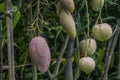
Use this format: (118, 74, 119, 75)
(29, 36, 51, 74)
(79, 57, 95, 74)
(92, 23, 112, 41)
(80, 38, 97, 56)
(90, 0, 104, 11)
(60, 9, 76, 39)
(59, 0, 74, 13)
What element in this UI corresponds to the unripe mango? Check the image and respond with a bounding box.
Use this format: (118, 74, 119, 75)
(90, 0, 104, 11)
(80, 38, 96, 56)
(59, 0, 74, 13)
(92, 23, 112, 41)
(29, 37, 51, 74)
(79, 57, 95, 74)
(60, 9, 76, 39)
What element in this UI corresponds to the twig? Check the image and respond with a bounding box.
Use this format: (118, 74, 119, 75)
(0, 20, 3, 80)
(2, 64, 32, 70)
(47, 35, 69, 79)
(103, 25, 120, 80)
(6, 0, 15, 80)
(65, 37, 74, 80)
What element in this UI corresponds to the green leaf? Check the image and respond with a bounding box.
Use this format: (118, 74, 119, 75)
(13, 11, 21, 29)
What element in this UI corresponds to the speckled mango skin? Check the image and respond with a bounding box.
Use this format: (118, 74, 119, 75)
(79, 57, 95, 74)
(92, 23, 112, 41)
(29, 37, 51, 74)
(80, 38, 97, 56)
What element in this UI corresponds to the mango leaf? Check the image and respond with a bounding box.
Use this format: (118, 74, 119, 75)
(13, 10, 21, 29)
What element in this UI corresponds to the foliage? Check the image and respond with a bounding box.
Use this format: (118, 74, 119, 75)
(0, 0, 120, 80)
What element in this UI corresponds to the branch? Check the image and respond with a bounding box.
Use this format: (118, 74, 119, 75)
(6, 0, 15, 80)
(47, 35, 69, 79)
(2, 64, 32, 70)
(103, 25, 120, 80)
(65, 37, 74, 80)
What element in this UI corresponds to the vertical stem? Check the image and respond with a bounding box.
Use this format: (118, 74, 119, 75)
(84, 0, 90, 37)
(6, 0, 15, 80)
(65, 38, 74, 80)
(0, 20, 3, 80)
(32, 64, 37, 80)
(54, 35, 69, 77)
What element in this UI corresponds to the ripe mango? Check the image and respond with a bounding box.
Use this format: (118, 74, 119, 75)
(29, 37, 51, 74)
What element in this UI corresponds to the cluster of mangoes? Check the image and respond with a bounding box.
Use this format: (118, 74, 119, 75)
(79, 23, 112, 74)
(79, 0, 113, 74)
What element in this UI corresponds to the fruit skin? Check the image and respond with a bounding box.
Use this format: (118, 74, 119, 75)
(90, 0, 104, 11)
(92, 23, 112, 41)
(29, 37, 51, 74)
(80, 38, 96, 56)
(60, 9, 76, 39)
(79, 57, 95, 74)
(59, 0, 74, 13)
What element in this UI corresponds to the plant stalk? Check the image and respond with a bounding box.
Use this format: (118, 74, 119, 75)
(84, 0, 90, 37)
(6, 0, 15, 80)
(32, 64, 37, 80)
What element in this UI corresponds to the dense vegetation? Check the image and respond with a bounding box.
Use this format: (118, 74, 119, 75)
(0, 0, 120, 80)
